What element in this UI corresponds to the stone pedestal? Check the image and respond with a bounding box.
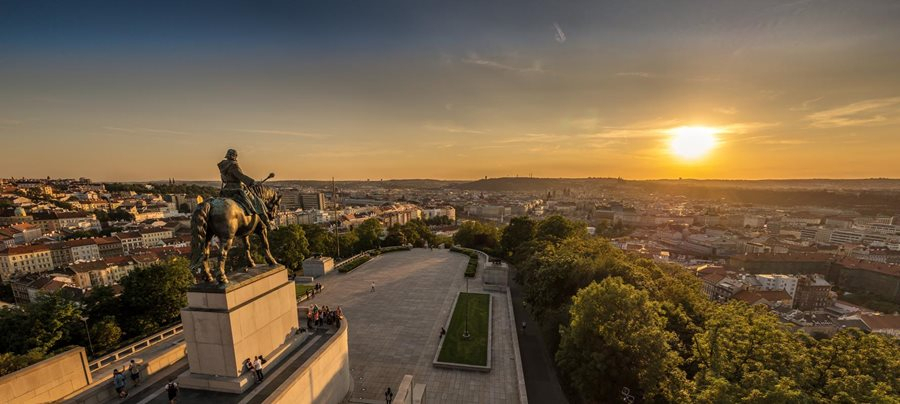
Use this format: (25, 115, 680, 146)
(178, 265, 300, 393)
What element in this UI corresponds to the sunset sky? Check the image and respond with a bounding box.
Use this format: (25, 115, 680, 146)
(2, 0, 900, 181)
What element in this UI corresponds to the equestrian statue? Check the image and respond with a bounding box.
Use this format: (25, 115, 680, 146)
(190, 149, 282, 285)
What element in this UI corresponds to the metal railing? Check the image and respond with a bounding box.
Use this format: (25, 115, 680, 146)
(87, 323, 184, 373)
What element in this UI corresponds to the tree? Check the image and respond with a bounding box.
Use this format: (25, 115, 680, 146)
(354, 218, 383, 251)
(535, 215, 587, 243)
(453, 221, 500, 254)
(65, 230, 100, 240)
(400, 219, 435, 247)
(557, 277, 690, 402)
(90, 316, 123, 352)
(120, 257, 193, 335)
(692, 302, 810, 402)
(268, 224, 310, 272)
(804, 328, 900, 402)
(302, 224, 337, 256)
(500, 216, 536, 257)
(0, 350, 45, 377)
(424, 215, 453, 226)
(338, 232, 359, 258)
(83, 285, 122, 321)
(383, 224, 408, 247)
(107, 209, 135, 222)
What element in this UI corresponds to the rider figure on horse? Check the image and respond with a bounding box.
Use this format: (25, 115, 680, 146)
(218, 149, 272, 230)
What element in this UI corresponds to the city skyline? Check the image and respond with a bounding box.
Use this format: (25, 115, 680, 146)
(3, 1, 900, 180)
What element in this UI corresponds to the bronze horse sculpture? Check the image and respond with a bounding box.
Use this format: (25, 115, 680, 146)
(189, 183, 282, 285)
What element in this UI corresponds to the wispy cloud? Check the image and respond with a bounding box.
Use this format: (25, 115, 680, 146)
(423, 123, 487, 134)
(553, 23, 566, 43)
(615, 72, 656, 78)
(461, 53, 544, 73)
(789, 96, 823, 112)
(806, 97, 900, 128)
(713, 107, 737, 115)
(236, 129, 326, 138)
(496, 133, 569, 144)
(0, 118, 22, 125)
(104, 127, 192, 136)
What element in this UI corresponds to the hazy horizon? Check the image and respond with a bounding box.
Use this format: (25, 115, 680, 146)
(3, 1, 900, 181)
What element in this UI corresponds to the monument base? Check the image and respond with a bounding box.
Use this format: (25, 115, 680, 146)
(179, 265, 300, 394)
(178, 331, 306, 393)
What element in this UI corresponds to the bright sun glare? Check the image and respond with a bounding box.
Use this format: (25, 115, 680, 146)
(668, 126, 719, 160)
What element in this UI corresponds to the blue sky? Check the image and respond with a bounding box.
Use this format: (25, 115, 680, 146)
(2, 0, 900, 180)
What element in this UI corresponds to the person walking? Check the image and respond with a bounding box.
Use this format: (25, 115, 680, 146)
(440, 327, 446, 339)
(371, 281, 375, 292)
(113, 368, 128, 399)
(253, 355, 264, 382)
(165, 378, 179, 404)
(128, 359, 141, 386)
(385, 387, 394, 404)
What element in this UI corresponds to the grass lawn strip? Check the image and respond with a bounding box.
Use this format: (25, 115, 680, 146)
(437, 292, 491, 366)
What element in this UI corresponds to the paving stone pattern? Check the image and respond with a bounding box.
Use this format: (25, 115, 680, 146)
(310, 249, 520, 404)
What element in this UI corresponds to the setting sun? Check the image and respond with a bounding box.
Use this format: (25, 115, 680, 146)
(668, 126, 719, 160)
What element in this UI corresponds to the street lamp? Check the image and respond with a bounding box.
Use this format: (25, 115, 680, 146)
(81, 317, 94, 356)
(463, 277, 471, 339)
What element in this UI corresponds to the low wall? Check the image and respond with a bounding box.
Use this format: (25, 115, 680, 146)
(0, 347, 92, 404)
(263, 318, 352, 404)
(65, 342, 187, 404)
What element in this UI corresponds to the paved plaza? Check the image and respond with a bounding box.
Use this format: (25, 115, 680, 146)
(308, 248, 521, 403)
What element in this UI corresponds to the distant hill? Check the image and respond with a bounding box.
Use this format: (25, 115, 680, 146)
(452, 177, 623, 192)
(452, 177, 900, 192)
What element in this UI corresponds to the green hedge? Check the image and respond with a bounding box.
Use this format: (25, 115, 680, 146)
(337, 255, 372, 273)
(450, 246, 479, 277)
(370, 245, 412, 256)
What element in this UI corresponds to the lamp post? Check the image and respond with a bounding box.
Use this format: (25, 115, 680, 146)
(81, 317, 94, 356)
(462, 277, 470, 339)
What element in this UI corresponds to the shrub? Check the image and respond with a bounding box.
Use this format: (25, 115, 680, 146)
(337, 255, 372, 273)
(450, 246, 480, 277)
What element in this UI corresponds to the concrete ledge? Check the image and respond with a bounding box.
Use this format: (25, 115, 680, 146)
(432, 293, 493, 372)
(263, 318, 351, 403)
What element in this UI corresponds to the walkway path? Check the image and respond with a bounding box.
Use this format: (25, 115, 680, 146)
(309, 248, 520, 403)
(508, 264, 569, 404)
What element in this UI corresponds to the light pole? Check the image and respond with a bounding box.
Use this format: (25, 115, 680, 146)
(81, 317, 94, 357)
(462, 277, 470, 339)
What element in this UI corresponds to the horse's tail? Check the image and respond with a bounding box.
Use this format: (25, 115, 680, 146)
(190, 201, 213, 271)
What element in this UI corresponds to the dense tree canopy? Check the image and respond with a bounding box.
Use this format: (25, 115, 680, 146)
(120, 257, 193, 335)
(453, 220, 500, 254)
(512, 214, 900, 403)
(353, 218, 383, 251)
(268, 224, 310, 272)
(500, 216, 536, 258)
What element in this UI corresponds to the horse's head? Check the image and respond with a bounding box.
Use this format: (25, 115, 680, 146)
(249, 184, 281, 219)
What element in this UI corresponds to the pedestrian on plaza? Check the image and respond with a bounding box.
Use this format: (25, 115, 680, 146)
(371, 281, 375, 292)
(113, 368, 128, 399)
(128, 359, 141, 386)
(165, 378, 179, 403)
(385, 387, 394, 404)
(253, 355, 264, 382)
(440, 327, 446, 339)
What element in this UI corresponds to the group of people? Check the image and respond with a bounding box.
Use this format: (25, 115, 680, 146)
(111, 359, 143, 399)
(112, 359, 179, 402)
(243, 355, 267, 383)
(306, 304, 343, 329)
